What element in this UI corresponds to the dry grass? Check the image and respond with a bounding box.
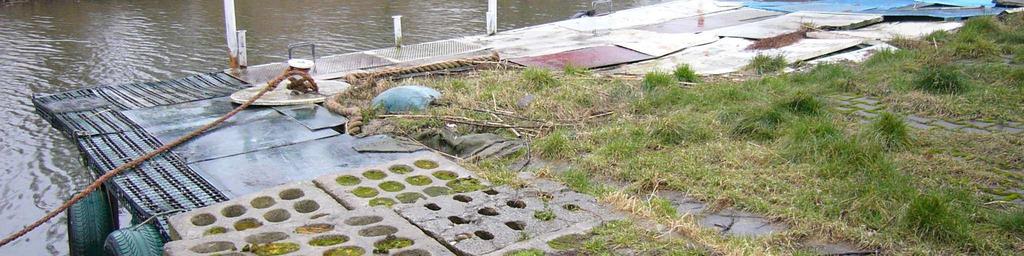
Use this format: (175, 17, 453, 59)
(747, 29, 808, 50)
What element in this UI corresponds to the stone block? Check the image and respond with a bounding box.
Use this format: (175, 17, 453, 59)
(168, 181, 346, 240)
(397, 184, 623, 256)
(931, 120, 964, 130)
(699, 208, 788, 237)
(315, 152, 487, 209)
(163, 208, 451, 255)
(904, 115, 934, 124)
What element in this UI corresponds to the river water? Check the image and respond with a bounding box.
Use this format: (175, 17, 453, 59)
(0, 0, 668, 254)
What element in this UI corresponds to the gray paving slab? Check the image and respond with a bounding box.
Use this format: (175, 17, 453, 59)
(314, 152, 487, 209)
(397, 184, 623, 256)
(851, 97, 880, 105)
(931, 120, 964, 130)
(188, 135, 416, 197)
(905, 121, 934, 130)
(960, 127, 992, 134)
(122, 97, 339, 163)
(168, 181, 347, 240)
(965, 120, 995, 128)
(699, 208, 788, 237)
(853, 110, 877, 119)
(905, 115, 934, 124)
(852, 103, 880, 111)
(990, 125, 1024, 134)
(272, 104, 348, 130)
(164, 208, 451, 256)
(352, 135, 428, 153)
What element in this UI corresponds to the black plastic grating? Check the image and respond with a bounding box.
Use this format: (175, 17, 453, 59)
(49, 107, 140, 136)
(76, 130, 227, 215)
(97, 72, 247, 110)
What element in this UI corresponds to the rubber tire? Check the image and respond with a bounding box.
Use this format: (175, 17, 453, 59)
(104, 224, 164, 256)
(67, 188, 116, 256)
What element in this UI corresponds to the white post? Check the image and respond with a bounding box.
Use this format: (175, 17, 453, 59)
(224, 0, 239, 69)
(236, 30, 247, 68)
(486, 0, 497, 35)
(392, 15, 403, 48)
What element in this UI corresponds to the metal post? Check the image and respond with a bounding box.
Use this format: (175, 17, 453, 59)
(392, 15, 403, 48)
(486, 0, 497, 35)
(236, 30, 247, 68)
(224, 0, 239, 69)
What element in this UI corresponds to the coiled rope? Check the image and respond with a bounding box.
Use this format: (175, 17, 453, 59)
(0, 69, 315, 248)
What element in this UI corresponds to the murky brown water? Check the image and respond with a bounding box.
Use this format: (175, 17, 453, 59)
(0, 0, 667, 253)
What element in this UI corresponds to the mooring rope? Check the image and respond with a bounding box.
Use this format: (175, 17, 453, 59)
(326, 52, 502, 135)
(0, 69, 314, 248)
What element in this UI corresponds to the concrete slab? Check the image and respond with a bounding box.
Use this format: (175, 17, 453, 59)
(828, 21, 963, 40)
(314, 152, 486, 209)
(352, 135, 428, 153)
(466, 24, 600, 59)
(699, 208, 788, 237)
(619, 37, 863, 75)
(121, 98, 339, 163)
(229, 80, 351, 106)
(809, 43, 897, 64)
(272, 104, 348, 130)
(510, 45, 653, 69)
(397, 184, 623, 256)
(188, 135, 415, 197)
(164, 208, 451, 256)
(638, 8, 783, 34)
(593, 29, 720, 57)
(709, 11, 883, 39)
(554, 0, 743, 32)
(167, 181, 346, 240)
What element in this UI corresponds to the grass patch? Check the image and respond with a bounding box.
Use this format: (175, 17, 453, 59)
(901, 193, 970, 243)
(866, 112, 912, 151)
(747, 54, 787, 74)
(522, 68, 559, 89)
(994, 208, 1024, 235)
(642, 71, 676, 91)
(563, 63, 591, 76)
(673, 64, 700, 83)
(913, 63, 969, 94)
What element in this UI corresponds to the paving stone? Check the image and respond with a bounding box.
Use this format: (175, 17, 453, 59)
(852, 103, 880, 111)
(397, 184, 623, 256)
(163, 208, 451, 256)
(851, 97, 880, 105)
(835, 106, 853, 112)
(699, 208, 788, 237)
(990, 125, 1024, 134)
(904, 115, 934, 124)
(931, 120, 964, 130)
(960, 127, 992, 134)
(168, 181, 347, 240)
(853, 110, 877, 119)
(804, 239, 876, 255)
(965, 120, 995, 128)
(832, 99, 853, 106)
(351, 135, 427, 153)
(315, 152, 487, 209)
(905, 120, 934, 130)
(655, 190, 707, 216)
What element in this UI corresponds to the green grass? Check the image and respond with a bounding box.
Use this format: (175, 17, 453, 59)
(563, 63, 591, 76)
(901, 193, 970, 243)
(522, 67, 559, 89)
(914, 63, 969, 94)
(866, 112, 912, 151)
(642, 71, 676, 91)
(748, 54, 787, 74)
(368, 13, 1024, 254)
(673, 64, 700, 83)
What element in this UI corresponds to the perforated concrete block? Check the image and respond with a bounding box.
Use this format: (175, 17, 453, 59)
(163, 208, 453, 256)
(397, 183, 623, 256)
(168, 181, 346, 240)
(314, 152, 488, 209)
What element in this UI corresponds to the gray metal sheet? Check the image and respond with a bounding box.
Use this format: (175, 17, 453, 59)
(366, 40, 484, 62)
(708, 11, 883, 39)
(272, 104, 348, 130)
(187, 135, 416, 197)
(121, 97, 338, 163)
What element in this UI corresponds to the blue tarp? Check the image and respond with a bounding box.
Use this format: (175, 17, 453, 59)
(736, 0, 1006, 19)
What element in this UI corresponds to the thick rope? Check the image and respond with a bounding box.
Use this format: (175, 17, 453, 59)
(0, 70, 310, 248)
